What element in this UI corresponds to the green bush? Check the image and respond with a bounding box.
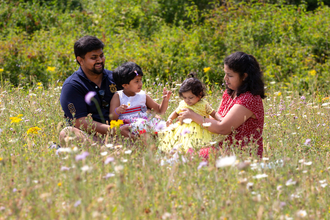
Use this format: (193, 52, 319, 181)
(0, 0, 329, 94)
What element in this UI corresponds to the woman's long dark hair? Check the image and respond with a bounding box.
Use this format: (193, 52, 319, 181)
(224, 52, 265, 99)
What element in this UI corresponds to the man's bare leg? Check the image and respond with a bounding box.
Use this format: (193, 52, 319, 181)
(59, 126, 103, 147)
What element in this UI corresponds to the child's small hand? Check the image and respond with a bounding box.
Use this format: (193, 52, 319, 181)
(166, 119, 173, 127)
(162, 87, 172, 101)
(115, 104, 128, 115)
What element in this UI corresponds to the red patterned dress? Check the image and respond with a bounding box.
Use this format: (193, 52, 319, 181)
(199, 90, 264, 158)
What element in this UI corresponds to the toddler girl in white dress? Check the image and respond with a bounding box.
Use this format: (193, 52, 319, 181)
(110, 62, 171, 137)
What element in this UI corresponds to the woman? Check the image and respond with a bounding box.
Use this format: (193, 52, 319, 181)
(179, 52, 265, 158)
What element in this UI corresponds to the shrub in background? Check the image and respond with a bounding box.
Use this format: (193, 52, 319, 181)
(0, 0, 329, 95)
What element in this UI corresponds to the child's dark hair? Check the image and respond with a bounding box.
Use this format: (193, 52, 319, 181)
(224, 52, 266, 99)
(74, 36, 104, 65)
(113, 62, 143, 90)
(179, 73, 206, 98)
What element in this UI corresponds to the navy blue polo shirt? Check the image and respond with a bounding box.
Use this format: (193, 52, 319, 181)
(60, 67, 117, 124)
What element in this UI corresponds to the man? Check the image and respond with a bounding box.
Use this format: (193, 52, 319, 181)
(59, 36, 117, 144)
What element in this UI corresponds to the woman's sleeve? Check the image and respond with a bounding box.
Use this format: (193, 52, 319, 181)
(236, 94, 263, 120)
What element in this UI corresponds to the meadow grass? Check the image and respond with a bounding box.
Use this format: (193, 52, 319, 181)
(0, 80, 330, 219)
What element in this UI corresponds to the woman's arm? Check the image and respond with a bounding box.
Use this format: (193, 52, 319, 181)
(146, 87, 172, 114)
(109, 93, 127, 120)
(210, 110, 223, 121)
(179, 104, 254, 135)
(166, 111, 179, 126)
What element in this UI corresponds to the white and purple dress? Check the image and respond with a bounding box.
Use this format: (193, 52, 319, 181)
(117, 90, 166, 134)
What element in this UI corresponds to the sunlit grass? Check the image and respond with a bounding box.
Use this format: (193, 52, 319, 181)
(0, 81, 329, 219)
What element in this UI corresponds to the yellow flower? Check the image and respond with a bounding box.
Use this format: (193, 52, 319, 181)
(38, 87, 43, 89)
(27, 126, 41, 134)
(0, 157, 3, 161)
(37, 82, 42, 86)
(58, 182, 62, 187)
(110, 120, 124, 129)
(309, 70, 316, 76)
(277, 92, 282, 96)
(17, 114, 23, 117)
(10, 117, 22, 123)
(47, 66, 56, 72)
(0, 68, 3, 72)
(203, 67, 211, 73)
(322, 97, 330, 101)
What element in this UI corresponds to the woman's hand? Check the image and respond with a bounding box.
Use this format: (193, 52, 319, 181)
(178, 108, 199, 121)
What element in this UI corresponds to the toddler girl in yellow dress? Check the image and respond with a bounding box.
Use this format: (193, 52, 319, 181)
(158, 74, 221, 153)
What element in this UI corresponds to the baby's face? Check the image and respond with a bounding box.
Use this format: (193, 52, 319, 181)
(181, 91, 200, 106)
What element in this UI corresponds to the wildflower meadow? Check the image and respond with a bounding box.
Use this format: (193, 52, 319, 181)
(1, 0, 330, 219)
(0, 79, 329, 219)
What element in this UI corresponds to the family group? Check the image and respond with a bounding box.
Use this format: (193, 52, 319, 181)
(59, 35, 265, 159)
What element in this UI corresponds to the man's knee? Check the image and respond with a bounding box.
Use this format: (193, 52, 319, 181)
(59, 128, 69, 143)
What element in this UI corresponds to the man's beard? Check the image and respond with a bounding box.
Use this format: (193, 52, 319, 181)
(91, 63, 104, 75)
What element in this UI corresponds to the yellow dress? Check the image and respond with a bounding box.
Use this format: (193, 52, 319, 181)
(158, 99, 215, 153)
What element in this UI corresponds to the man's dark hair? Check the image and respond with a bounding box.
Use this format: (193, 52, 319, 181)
(113, 62, 144, 90)
(179, 73, 206, 98)
(224, 52, 266, 99)
(74, 36, 104, 65)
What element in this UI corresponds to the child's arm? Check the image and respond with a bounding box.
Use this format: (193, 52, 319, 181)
(210, 110, 223, 122)
(146, 87, 172, 114)
(109, 93, 128, 120)
(166, 111, 179, 127)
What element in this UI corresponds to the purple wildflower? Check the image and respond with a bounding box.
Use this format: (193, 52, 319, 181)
(104, 157, 114, 164)
(13, 188, 17, 192)
(61, 166, 70, 171)
(197, 161, 208, 170)
(181, 128, 191, 136)
(154, 121, 166, 131)
(304, 139, 311, 145)
(300, 96, 306, 100)
(75, 151, 89, 161)
(74, 200, 81, 207)
(85, 91, 97, 105)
